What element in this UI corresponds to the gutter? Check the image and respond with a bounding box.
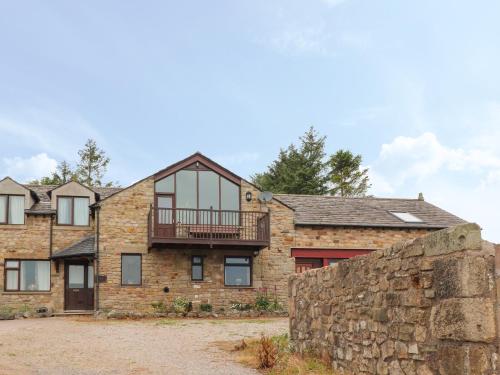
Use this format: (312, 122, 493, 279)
(49, 214, 54, 257)
(293, 223, 452, 230)
(95, 206, 100, 312)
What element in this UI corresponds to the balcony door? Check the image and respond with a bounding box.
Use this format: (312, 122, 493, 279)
(156, 194, 175, 237)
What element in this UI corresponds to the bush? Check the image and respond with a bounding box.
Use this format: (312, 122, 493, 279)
(200, 303, 212, 312)
(257, 335, 278, 369)
(254, 292, 271, 311)
(151, 301, 168, 313)
(172, 297, 192, 314)
(255, 291, 283, 312)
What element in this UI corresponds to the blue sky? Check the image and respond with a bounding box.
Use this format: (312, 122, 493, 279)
(1, 1, 499, 241)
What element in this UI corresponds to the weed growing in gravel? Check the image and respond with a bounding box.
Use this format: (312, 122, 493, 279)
(220, 333, 332, 374)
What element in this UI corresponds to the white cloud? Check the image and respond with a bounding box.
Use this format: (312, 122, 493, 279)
(369, 132, 500, 242)
(2, 153, 58, 183)
(378, 132, 500, 186)
(366, 167, 394, 195)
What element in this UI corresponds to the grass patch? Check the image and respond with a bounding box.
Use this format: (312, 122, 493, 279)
(218, 334, 332, 375)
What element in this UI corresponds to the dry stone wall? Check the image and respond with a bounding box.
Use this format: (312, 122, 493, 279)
(289, 224, 498, 375)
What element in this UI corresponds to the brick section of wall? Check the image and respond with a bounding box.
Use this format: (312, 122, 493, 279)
(289, 224, 498, 375)
(0, 215, 94, 311)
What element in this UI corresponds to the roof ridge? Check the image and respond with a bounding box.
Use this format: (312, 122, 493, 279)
(23, 183, 121, 190)
(275, 193, 420, 201)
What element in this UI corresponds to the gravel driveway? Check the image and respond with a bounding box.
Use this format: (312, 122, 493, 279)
(0, 317, 288, 375)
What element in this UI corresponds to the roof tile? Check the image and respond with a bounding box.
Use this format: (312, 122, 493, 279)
(275, 194, 466, 229)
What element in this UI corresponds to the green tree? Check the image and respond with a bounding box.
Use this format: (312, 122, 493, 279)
(57, 160, 76, 183)
(327, 149, 370, 197)
(76, 139, 111, 187)
(30, 160, 76, 185)
(251, 127, 328, 194)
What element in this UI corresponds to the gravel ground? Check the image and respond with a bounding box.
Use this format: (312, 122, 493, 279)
(0, 316, 288, 375)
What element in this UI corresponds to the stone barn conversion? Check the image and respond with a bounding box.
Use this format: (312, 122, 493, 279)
(0, 152, 465, 314)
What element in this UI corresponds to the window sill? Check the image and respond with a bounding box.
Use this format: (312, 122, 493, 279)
(53, 225, 92, 230)
(224, 286, 254, 289)
(2, 291, 52, 295)
(0, 224, 27, 230)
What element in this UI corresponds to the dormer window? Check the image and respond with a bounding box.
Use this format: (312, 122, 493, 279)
(0, 195, 25, 225)
(390, 211, 423, 223)
(57, 196, 90, 226)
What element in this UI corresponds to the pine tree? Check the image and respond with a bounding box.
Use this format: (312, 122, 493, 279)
(251, 127, 328, 194)
(76, 139, 110, 187)
(327, 149, 370, 197)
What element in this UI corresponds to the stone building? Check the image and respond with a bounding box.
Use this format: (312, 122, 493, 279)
(0, 152, 465, 313)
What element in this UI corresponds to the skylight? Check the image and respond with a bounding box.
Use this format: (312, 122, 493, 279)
(390, 212, 423, 223)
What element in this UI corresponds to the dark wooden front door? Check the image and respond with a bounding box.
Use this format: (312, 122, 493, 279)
(156, 194, 175, 237)
(65, 261, 94, 311)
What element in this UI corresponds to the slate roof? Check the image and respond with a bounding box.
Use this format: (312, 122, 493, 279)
(275, 194, 467, 229)
(22, 184, 122, 214)
(51, 236, 95, 259)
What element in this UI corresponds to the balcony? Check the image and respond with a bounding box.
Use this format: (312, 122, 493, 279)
(148, 207, 270, 249)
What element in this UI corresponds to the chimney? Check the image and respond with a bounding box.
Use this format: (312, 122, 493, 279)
(418, 192, 424, 201)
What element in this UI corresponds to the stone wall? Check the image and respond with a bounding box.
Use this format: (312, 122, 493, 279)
(289, 224, 498, 375)
(0, 214, 94, 311)
(293, 225, 433, 251)
(97, 178, 295, 312)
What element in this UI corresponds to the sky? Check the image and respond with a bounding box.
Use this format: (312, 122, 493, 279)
(1, 1, 499, 242)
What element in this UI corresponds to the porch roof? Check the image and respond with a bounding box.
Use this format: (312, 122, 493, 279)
(51, 236, 95, 259)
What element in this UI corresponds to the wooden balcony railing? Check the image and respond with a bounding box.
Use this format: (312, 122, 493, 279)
(148, 206, 270, 248)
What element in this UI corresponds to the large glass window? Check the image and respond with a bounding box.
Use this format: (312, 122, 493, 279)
(0, 195, 25, 225)
(121, 254, 142, 286)
(224, 256, 251, 287)
(57, 196, 89, 226)
(191, 256, 203, 281)
(155, 174, 174, 193)
(175, 170, 197, 209)
(220, 178, 239, 224)
(155, 169, 241, 225)
(198, 171, 219, 210)
(4, 260, 50, 291)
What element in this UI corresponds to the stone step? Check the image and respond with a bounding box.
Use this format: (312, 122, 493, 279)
(54, 310, 94, 316)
